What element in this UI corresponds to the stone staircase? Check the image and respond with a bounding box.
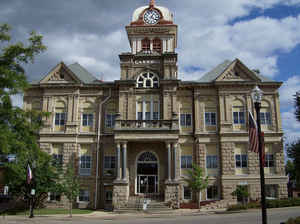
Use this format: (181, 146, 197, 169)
(115, 196, 173, 214)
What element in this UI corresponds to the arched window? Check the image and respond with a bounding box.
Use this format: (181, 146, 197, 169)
(142, 38, 150, 52)
(232, 99, 246, 130)
(153, 38, 162, 53)
(136, 72, 159, 88)
(260, 100, 272, 130)
(138, 152, 157, 162)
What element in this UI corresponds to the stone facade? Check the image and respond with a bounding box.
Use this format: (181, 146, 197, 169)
(23, 0, 288, 210)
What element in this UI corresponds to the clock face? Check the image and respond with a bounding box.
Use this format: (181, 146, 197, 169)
(143, 10, 160, 25)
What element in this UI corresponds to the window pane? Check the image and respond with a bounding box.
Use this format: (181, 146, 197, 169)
(55, 113, 60, 125)
(260, 113, 266, 125)
(242, 155, 248, 167)
(88, 114, 94, 126)
(266, 112, 271, 125)
(187, 156, 192, 168)
(181, 156, 187, 168)
(239, 112, 245, 124)
(233, 112, 239, 124)
(184, 187, 192, 200)
(205, 113, 210, 125)
(236, 155, 241, 167)
(145, 112, 151, 120)
(186, 114, 192, 126)
(137, 112, 143, 120)
(211, 113, 216, 125)
(180, 114, 185, 126)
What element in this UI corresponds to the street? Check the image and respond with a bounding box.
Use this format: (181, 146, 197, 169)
(1, 207, 300, 224)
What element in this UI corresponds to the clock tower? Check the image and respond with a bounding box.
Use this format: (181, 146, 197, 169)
(120, 0, 178, 81)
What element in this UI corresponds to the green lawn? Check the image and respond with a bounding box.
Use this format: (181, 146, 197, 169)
(6, 208, 94, 216)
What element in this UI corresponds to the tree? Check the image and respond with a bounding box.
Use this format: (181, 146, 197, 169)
(0, 24, 57, 218)
(60, 158, 80, 218)
(286, 160, 296, 182)
(184, 164, 208, 209)
(286, 139, 300, 189)
(232, 185, 249, 205)
(295, 92, 300, 123)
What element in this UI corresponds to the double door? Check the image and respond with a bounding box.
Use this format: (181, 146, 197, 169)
(137, 175, 158, 194)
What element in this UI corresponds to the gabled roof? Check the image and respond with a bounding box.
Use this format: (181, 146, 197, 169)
(32, 62, 98, 85)
(197, 59, 275, 83)
(68, 63, 98, 84)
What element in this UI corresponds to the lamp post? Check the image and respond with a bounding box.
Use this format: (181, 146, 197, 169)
(29, 160, 36, 218)
(251, 86, 267, 224)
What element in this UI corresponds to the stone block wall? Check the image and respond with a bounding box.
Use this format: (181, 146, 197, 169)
(220, 143, 235, 175)
(113, 183, 129, 209)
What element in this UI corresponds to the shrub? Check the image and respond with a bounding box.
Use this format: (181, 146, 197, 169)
(266, 198, 300, 208)
(285, 216, 300, 224)
(227, 204, 248, 211)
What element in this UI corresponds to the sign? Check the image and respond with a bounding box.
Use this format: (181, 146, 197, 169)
(31, 189, 36, 195)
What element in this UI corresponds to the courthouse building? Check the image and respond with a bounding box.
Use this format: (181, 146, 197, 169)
(23, 0, 288, 209)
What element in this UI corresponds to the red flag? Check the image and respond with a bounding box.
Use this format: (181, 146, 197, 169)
(27, 164, 33, 185)
(249, 111, 259, 153)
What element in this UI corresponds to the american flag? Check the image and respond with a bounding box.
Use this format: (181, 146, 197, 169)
(27, 164, 33, 185)
(249, 111, 259, 153)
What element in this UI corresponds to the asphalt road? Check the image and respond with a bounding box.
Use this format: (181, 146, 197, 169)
(2, 207, 300, 224)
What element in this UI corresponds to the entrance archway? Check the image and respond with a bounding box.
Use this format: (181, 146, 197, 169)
(136, 152, 158, 194)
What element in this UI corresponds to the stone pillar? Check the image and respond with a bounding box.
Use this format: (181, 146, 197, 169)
(173, 143, 178, 180)
(122, 142, 127, 181)
(167, 143, 171, 181)
(116, 143, 121, 180)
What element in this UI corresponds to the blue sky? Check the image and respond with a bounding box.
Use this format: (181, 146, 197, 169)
(0, 0, 299, 143)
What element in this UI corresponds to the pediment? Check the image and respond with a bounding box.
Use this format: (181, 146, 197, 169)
(40, 62, 81, 84)
(215, 59, 261, 82)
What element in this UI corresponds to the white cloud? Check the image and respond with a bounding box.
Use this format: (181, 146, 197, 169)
(179, 15, 300, 79)
(279, 75, 300, 109)
(282, 109, 300, 144)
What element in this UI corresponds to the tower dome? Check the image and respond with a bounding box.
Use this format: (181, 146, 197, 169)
(131, 0, 174, 25)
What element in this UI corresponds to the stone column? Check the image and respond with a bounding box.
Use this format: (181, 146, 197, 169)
(116, 143, 121, 180)
(173, 143, 178, 180)
(122, 142, 127, 181)
(167, 143, 171, 181)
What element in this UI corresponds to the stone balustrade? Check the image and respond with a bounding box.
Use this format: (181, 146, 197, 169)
(114, 119, 179, 131)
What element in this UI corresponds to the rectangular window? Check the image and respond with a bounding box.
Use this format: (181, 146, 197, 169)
(207, 186, 218, 200)
(55, 113, 66, 126)
(260, 112, 271, 125)
(233, 111, 245, 124)
(235, 154, 248, 168)
(180, 114, 192, 127)
(265, 185, 277, 199)
(79, 190, 89, 202)
(181, 155, 192, 169)
(265, 154, 274, 167)
(206, 155, 218, 169)
(105, 114, 115, 128)
(82, 114, 94, 127)
(205, 112, 216, 126)
(104, 156, 116, 169)
(183, 187, 192, 200)
(80, 146, 92, 176)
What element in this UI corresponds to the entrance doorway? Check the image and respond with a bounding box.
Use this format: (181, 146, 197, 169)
(136, 152, 158, 194)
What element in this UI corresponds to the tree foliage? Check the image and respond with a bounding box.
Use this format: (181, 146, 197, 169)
(232, 185, 249, 205)
(184, 164, 208, 209)
(295, 92, 300, 123)
(59, 158, 80, 218)
(286, 139, 300, 188)
(0, 24, 60, 216)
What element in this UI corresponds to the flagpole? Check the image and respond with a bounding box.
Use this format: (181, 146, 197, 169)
(252, 86, 267, 224)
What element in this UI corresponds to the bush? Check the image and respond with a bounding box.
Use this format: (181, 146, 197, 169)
(227, 204, 248, 211)
(285, 216, 300, 224)
(266, 198, 300, 208)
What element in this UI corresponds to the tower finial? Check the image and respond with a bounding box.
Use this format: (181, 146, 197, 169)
(150, 0, 155, 7)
